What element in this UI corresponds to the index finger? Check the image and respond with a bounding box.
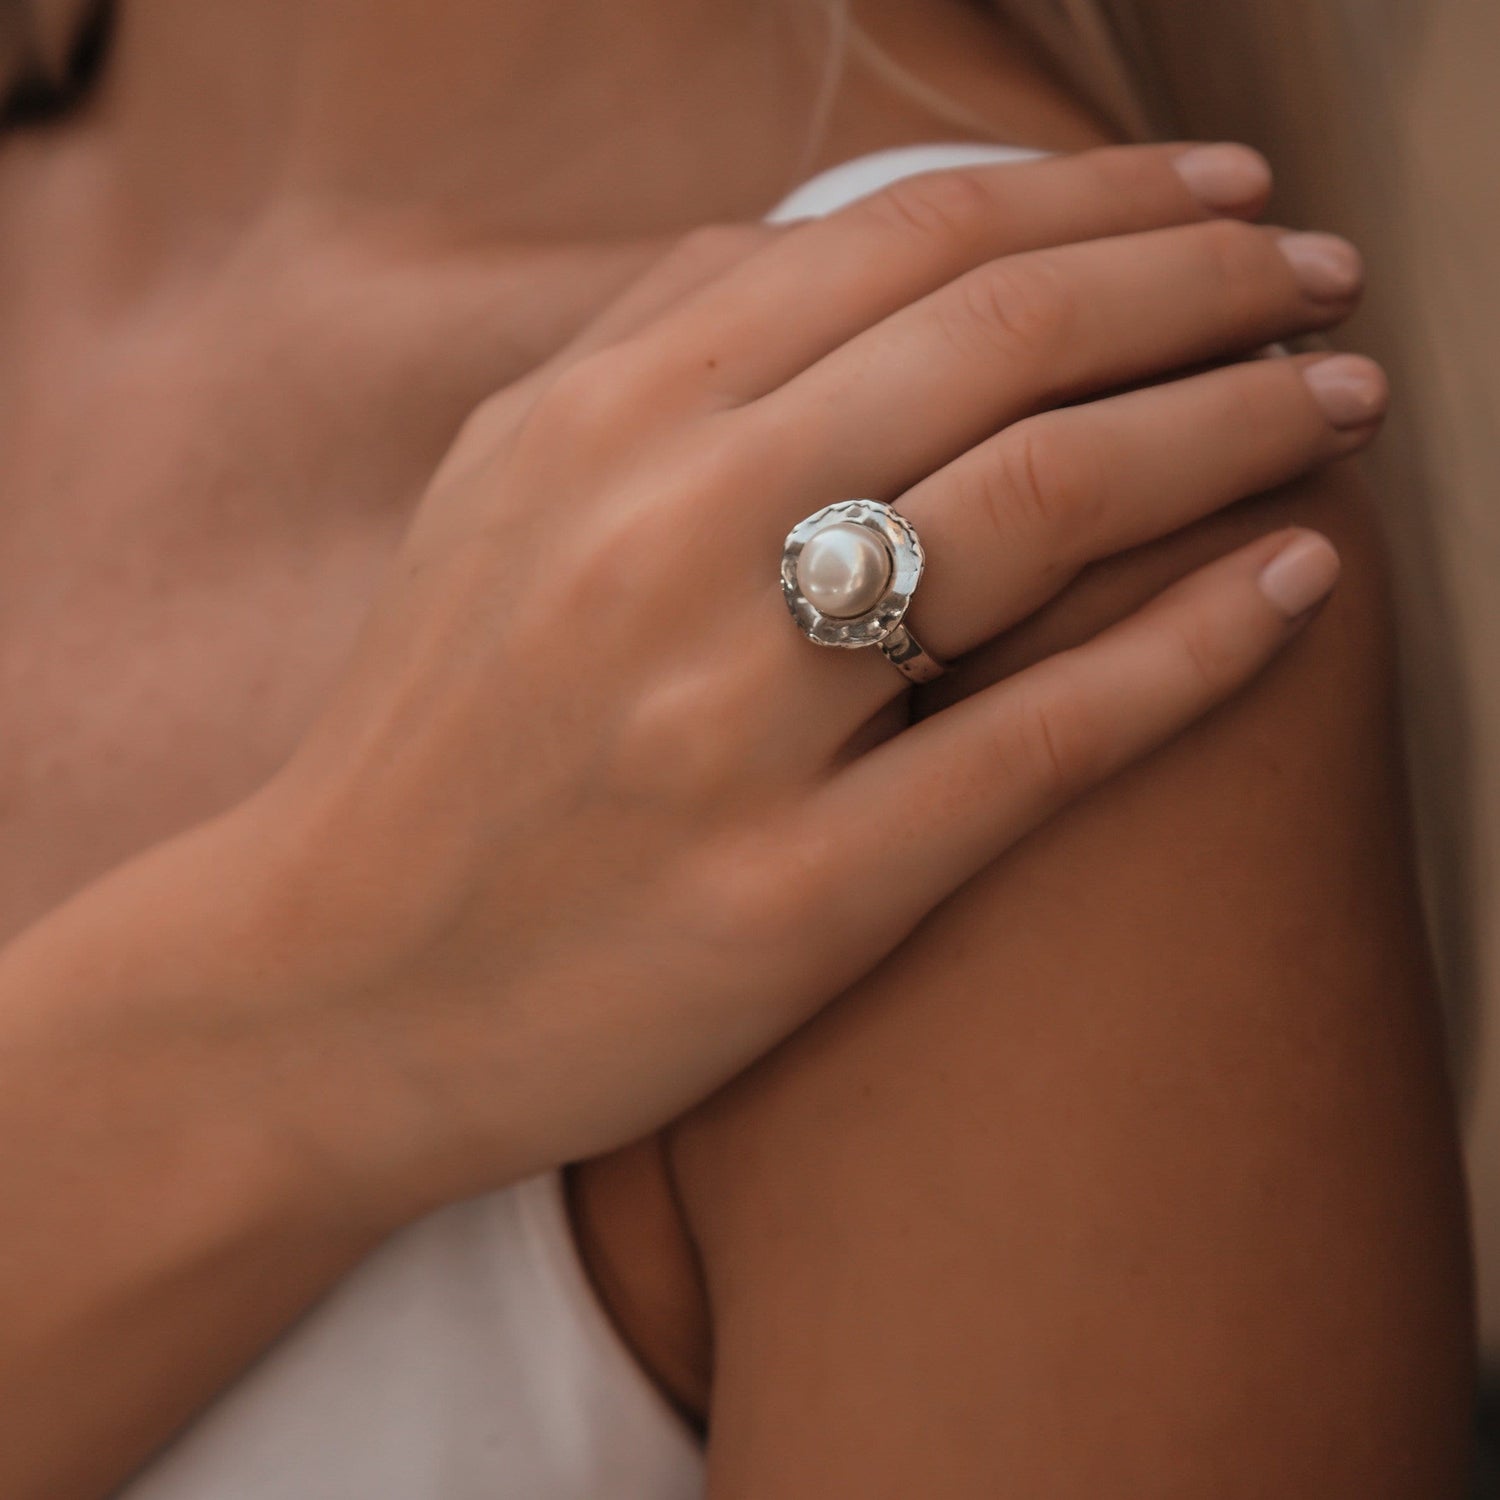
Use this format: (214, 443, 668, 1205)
(640, 141, 1274, 402)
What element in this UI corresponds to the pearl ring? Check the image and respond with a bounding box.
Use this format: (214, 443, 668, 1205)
(780, 499, 947, 684)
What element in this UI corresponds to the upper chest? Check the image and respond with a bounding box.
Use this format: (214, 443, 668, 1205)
(0, 186, 637, 934)
(0, 247, 426, 933)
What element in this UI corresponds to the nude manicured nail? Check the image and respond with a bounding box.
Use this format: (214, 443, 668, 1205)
(1172, 143, 1273, 211)
(1278, 231, 1364, 301)
(1302, 354, 1390, 430)
(1258, 533, 1342, 619)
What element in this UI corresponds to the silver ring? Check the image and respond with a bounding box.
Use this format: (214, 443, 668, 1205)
(779, 499, 948, 682)
(875, 622, 948, 684)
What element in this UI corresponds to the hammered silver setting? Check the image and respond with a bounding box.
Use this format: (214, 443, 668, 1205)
(780, 499, 925, 648)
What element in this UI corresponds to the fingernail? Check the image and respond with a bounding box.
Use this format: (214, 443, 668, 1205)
(1302, 353, 1390, 430)
(1258, 533, 1342, 619)
(1278, 231, 1364, 301)
(1172, 143, 1273, 211)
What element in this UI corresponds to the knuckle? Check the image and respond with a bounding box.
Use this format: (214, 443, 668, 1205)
(609, 669, 748, 808)
(1096, 141, 1166, 192)
(668, 221, 770, 279)
(1196, 217, 1280, 319)
(447, 385, 527, 459)
(705, 403, 804, 495)
(989, 416, 1104, 545)
(1081, 142, 1204, 222)
(1009, 685, 1099, 799)
(634, 409, 766, 517)
(1222, 359, 1308, 445)
(1071, 144, 1159, 217)
(535, 502, 657, 624)
(953, 447, 1025, 551)
(868, 167, 991, 247)
(951, 256, 1073, 363)
(1172, 613, 1239, 693)
(695, 407, 773, 487)
(524, 344, 649, 447)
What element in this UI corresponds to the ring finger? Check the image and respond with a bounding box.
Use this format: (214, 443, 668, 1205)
(902, 349, 1386, 659)
(777, 349, 1388, 740)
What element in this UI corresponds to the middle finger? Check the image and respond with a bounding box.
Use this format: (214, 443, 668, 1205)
(747, 218, 1364, 504)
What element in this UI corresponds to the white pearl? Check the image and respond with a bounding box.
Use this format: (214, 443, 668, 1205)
(796, 522, 893, 619)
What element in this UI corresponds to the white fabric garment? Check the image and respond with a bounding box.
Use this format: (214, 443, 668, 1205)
(117, 137, 1038, 1500)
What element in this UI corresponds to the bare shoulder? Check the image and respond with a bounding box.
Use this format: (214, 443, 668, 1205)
(661, 458, 1475, 1494)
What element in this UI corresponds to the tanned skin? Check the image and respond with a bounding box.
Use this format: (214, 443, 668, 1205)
(0, 0, 1470, 1494)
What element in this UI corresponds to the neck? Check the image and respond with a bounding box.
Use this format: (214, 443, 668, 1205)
(75, 0, 1109, 246)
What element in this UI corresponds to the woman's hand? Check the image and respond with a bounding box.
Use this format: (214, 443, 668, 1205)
(0, 142, 1386, 1500)
(242, 142, 1381, 1214)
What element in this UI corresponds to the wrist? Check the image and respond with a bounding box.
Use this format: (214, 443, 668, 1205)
(0, 786, 463, 1243)
(199, 775, 533, 1224)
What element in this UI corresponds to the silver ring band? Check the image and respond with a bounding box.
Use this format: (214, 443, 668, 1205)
(878, 622, 948, 684)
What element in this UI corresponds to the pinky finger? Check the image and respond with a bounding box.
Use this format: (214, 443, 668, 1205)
(814, 527, 1341, 920)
